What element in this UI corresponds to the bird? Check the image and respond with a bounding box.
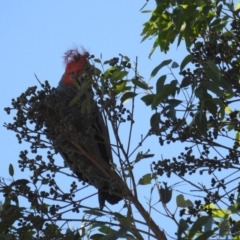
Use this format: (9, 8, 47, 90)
(45, 48, 123, 209)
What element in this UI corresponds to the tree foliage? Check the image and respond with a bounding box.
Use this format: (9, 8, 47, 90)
(2, 0, 240, 239)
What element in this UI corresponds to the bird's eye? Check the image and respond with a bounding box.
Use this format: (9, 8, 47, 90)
(71, 71, 75, 76)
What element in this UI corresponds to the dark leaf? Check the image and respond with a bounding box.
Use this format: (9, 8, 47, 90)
(90, 234, 105, 240)
(171, 61, 179, 68)
(180, 54, 193, 72)
(142, 154, 154, 159)
(165, 99, 182, 107)
(206, 60, 221, 82)
(99, 227, 129, 240)
(9, 164, 14, 177)
(141, 94, 155, 106)
(135, 152, 154, 162)
(180, 77, 192, 88)
(10, 179, 30, 187)
(151, 60, 172, 78)
(177, 219, 189, 239)
(156, 75, 167, 94)
(159, 183, 172, 204)
(93, 58, 101, 63)
(152, 84, 177, 108)
(132, 79, 150, 90)
(98, 226, 115, 234)
(121, 92, 137, 104)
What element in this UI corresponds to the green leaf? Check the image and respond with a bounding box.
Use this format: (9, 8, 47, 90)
(165, 107, 176, 120)
(206, 60, 221, 82)
(172, 7, 184, 31)
(142, 154, 154, 159)
(195, 86, 204, 98)
(141, 94, 155, 106)
(98, 226, 115, 234)
(99, 227, 129, 240)
(113, 213, 132, 227)
(171, 61, 179, 68)
(121, 92, 137, 104)
(65, 228, 75, 239)
(227, 124, 235, 132)
(138, 173, 152, 185)
(204, 216, 213, 232)
(189, 216, 212, 238)
(91, 222, 105, 230)
(203, 94, 217, 116)
(210, 18, 226, 31)
(135, 152, 155, 162)
(93, 58, 101, 63)
(90, 234, 105, 240)
(165, 99, 182, 107)
(219, 78, 233, 95)
(195, 230, 215, 240)
(132, 78, 150, 90)
(148, 38, 160, 58)
(111, 71, 128, 81)
(141, 10, 152, 13)
(219, 218, 230, 237)
(103, 60, 110, 65)
(69, 94, 80, 107)
(176, 194, 193, 208)
(151, 59, 172, 78)
(129, 228, 144, 240)
(177, 219, 189, 239)
(158, 25, 176, 53)
(200, 81, 224, 97)
(106, 66, 119, 73)
(83, 209, 104, 217)
(72, 76, 80, 88)
(9, 164, 14, 177)
(115, 81, 127, 94)
(180, 54, 193, 71)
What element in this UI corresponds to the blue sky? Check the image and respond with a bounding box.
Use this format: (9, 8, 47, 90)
(1, 1, 199, 238)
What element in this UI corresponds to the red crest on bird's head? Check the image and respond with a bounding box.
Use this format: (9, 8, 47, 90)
(62, 48, 89, 85)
